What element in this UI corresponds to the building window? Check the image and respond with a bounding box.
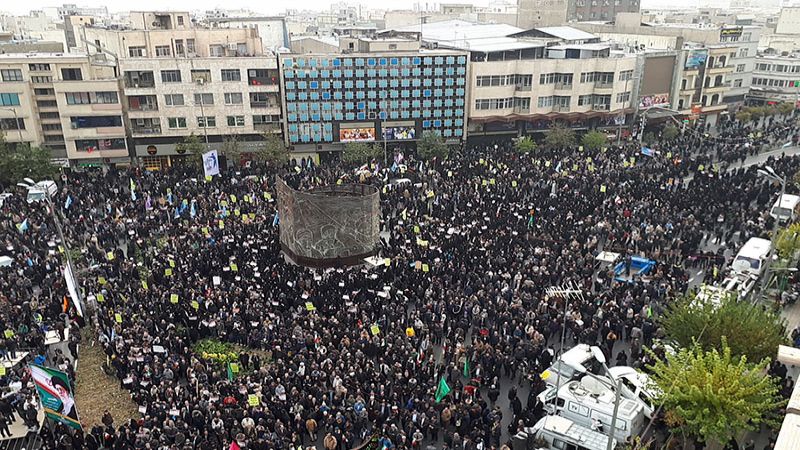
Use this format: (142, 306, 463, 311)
(34, 88, 54, 95)
(248, 69, 278, 85)
(128, 46, 146, 57)
(578, 94, 593, 106)
(537, 96, 553, 108)
(253, 114, 279, 124)
(28, 64, 50, 71)
(187, 39, 196, 54)
(177, 15, 184, 25)
(164, 94, 184, 106)
(168, 117, 187, 129)
(65, 92, 91, 104)
(734, 79, 743, 87)
(616, 91, 631, 104)
(618, 70, 634, 81)
(0, 118, 25, 130)
(224, 92, 243, 105)
(155, 45, 171, 57)
(249, 92, 273, 107)
(31, 76, 52, 83)
(74, 138, 126, 152)
(70, 115, 122, 128)
(209, 45, 225, 57)
(738, 48, 748, 58)
(1, 69, 23, 82)
(226, 115, 245, 127)
(60, 68, 83, 81)
(39, 112, 59, 119)
(193, 93, 214, 105)
(0, 93, 20, 106)
(221, 69, 241, 82)
(191, 69, 212, 84)
(197, 116, 216, 128)
(175, 40, 185, 56)
(95, 92, 119, 104)
(161, 70, 182, 83)
(736, 64, 745, 73)
(37, 100, 57, 107)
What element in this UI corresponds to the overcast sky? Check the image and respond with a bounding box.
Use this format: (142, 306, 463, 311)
(2, 0, 697, 16)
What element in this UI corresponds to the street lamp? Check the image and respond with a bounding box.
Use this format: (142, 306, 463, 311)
(0, 107, 24, 143)
(17, 179, 88, 317)
(756, 166, 787, 303)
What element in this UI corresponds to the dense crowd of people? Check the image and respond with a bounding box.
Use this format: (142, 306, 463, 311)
(0, 113, 799, 450)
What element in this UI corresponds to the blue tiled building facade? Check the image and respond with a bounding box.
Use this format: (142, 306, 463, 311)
(280, 52, 469, 145)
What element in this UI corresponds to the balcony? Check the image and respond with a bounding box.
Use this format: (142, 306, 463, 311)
(131, 126, 162, 135)
(514, 84, 532, 92)
(254, 123, 281, 132)
(594, 81, 614, 89)
(555, 83, 573, 90)
(128, 96, 159, 111)
(250, 101, 280, 109)
(593, 104, 610, 111)
(552, 105, 570, 112)
(513, 106, 530, 114)
(123, 71, 155, 89)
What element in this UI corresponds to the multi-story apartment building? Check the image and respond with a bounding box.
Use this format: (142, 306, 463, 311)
(516, 0, 641, 28)
(390, 21, 639, 139)
(279, 36, 468, 156)
(675, 43, 737, 126)
(749, 53, 800, 105)
(119, 57, 281, 170)
(83, 15, 281, 170)
(0, 52, 128, 166)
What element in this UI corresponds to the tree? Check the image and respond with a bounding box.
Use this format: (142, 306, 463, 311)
(255, 133, 290, 166)
(176, 134, 206, 166)
(417, 131, 448, 161)
(775, 222, 800, 259)
(661, 292, 786, 363)
(342, 142, 381, 165)
(749, 106, 765, 121)
(514, 136, 537, 154)
(778, 102, 795, 115)
(220, 137, 242, 167)
(544, 124, 575, 149)
(642, 131, 657, 146)
(580, 129, 607, 150)
(648, 340, 784, 444)
(735, 110, 751, 123)
(0, 132, 58, 188)
(662, 124, 680, 141)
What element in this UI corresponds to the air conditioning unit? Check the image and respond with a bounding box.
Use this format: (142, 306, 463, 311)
(135, 119, 145, 126)
(227, 43, 237, 51)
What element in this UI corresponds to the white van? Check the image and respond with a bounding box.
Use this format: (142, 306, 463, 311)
(770, 194, 800, 223)
(731, 237, 773, 278)
(608, 366, 662, 419)
(537, 379, 647, 442)
(515, 416, 615, 450)
(540, 344, 607, 388)
(25, 180, 58, 203)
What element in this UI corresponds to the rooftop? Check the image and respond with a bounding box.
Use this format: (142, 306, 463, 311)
(531, 26, 597, 41)
(389, 19, 524, 42)
(549, 43, 611, 51)
(0, 52, 87, 60)
(291, 35, 340, 47)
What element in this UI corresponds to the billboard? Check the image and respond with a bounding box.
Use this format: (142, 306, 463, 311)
(383, 126, 416, 141)
(339, 127, 376, 142)
(29, 364, 82, 430)
(685, 49, 709, 69)
(720, 27, 743, 39)
(639, 93, 670, 109)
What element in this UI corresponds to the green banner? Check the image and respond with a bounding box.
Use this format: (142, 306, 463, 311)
(29, 364, 82, 430)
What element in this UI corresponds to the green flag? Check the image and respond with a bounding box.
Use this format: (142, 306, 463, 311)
(435, 377, 451, 403)
(463, 356, 471, 378)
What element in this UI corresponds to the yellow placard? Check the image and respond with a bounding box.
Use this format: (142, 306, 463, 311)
(489, 179, 495, 185)
(416, 238, 429, 247)
(572, 164, 578, 171)
(220, 200, 228, 207)
(205, 175, 212, 182)
(600, 185, 607, 193)
(248, 213, 255, 220)
(413, 225, 420, 234)
(96, 294, 105, 303)
(164, 268, 173, 276)
(201, 227, 209, 235)
(115, 313, 122, 323)
(169, 260, 175, 268)
(305, 302, 316, 311)
(219, 220, 225, 230)
(666, 152, 672, 158)
(170, 294, 179, 304)
(422, 264, 430, 273)
(234, 209, 241, 217)
(191, 301, 199, 310)
(230, 263, 238, 272)
(244, 195, 250, 203)
(106, 251, 115, 260)
(230, 362, 239, 373)
(481, 180, 488, 186)
(98, 276, 107, 285)
(0, 366, 6, 376)
(230, 195, 237, 203)
(370, 324, 380, 335)
(511, 180, 517, 188)
(142, 280, 148, 290)
(545, 160, 551, 167)
(540, 370, 551, 380)
(578, 146, 584, 151)
(479, 158, 485, 164)
(405, 327, 415, 337)
(384, 258, 391, 267)
(248, 394, 260, 406)
(447, 170, 453, 177)
(3, 330, 13, 339)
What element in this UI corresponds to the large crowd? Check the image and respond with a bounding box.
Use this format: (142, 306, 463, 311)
(0, 113, 799, 450)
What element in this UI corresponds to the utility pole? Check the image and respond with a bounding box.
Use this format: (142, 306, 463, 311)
(606, 378, 623, 450)
(756, 167, 786, 304)
(544, 281, 585, 410)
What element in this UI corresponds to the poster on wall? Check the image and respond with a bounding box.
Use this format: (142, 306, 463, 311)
(29, 364, 82, 430)
(383, 126, 416, 141)
(639, 93, 670, 109)
(685, 49, 709, 69)
(339, 127, 376, 142)
(720, 27, 743, 39)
